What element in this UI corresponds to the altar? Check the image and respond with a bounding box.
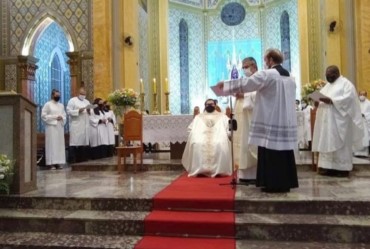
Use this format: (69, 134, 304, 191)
(143, 115, 193, 159)
(142, 112, 308, 159)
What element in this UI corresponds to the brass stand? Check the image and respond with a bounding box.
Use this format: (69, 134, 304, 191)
(152, 93, 160, 115)
(164, 92, 171, 115)
(140, 92, 145, 114)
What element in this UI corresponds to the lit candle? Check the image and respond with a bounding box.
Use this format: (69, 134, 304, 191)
(165, 78, 169, 93)
(140, 78, 144, 93)
(153, 78, 157, 94)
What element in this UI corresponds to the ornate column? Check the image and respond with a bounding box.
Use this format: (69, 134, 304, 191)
(66, 51, 81, 98)
(17, 55, 38, 102)
(354, 0, 370, 91)
(148, 0, 169, 113)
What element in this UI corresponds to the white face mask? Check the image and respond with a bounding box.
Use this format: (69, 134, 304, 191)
(359, 96, 366, 102)
(243, 68, 252, 77)
(79, 95, 86, 100)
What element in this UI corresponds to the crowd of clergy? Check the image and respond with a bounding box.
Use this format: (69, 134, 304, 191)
(183, 48, 370, 193)
(41, 47, 370, 193)
(41, 87, 117, 169)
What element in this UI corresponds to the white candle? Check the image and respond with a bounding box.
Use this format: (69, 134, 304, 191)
(153, 78, 157, 94)
(140, 78, 144, 93)
(165, 78, 169, 93)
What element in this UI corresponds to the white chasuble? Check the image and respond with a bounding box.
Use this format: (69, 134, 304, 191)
(182, 112, 232, 177)
(41, 100, 66, 165)
(312, 76, 364, 170)
(234, 93, 258, 180)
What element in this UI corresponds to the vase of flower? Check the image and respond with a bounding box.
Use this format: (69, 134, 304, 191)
(108, 88, 139, 117)
(0, 154, 14, 195)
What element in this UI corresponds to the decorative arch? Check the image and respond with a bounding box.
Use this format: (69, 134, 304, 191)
(280, 10, 291, 72)
(179, 18, 190, 114)
(21, 11, 77, 56)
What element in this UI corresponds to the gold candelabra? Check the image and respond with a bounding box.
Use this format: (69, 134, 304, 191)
(164, 92, 171, 115)
(152, 92, 160, 115)
(140, 92, 145, 114)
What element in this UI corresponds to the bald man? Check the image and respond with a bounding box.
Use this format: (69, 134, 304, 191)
(312, 65, 364, 176)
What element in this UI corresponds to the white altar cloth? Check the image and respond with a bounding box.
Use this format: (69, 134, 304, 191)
(143, 113, 306, 148)
(143, 115, 193, 144)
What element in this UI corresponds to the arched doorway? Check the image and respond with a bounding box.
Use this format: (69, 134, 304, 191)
(23, 18, 74, 132)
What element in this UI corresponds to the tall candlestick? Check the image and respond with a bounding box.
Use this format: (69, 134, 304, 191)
(164, 78, 169, 93)
(153, 78, 156, 94)
(140, 78, 144, 93)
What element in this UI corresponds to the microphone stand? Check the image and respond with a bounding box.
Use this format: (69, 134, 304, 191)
(220, 95, 239, 189)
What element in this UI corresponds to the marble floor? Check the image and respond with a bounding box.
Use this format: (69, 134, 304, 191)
(2, 152, 370, 248)
(28, 151, 370, 201)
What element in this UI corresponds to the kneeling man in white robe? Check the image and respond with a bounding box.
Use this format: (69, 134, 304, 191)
(182, 99, 232, 177)
(312, 65, 364, 177)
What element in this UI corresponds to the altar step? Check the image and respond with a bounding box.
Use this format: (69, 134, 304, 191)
(1, 232, 368, 249)
(69, 157, 184, 172)
(1, 207, 370, 243)
(2, 195, 370, 215)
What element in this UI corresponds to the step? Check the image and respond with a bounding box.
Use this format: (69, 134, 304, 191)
(70, 158, 184, 172)
(0, 196, 153, 211)
(1, 232, 369, 249)
(0, 208, 147, 236)
(236, 213, 370, 243)
(236, 240, 370, 249)
(0, 232, 141, 249)
(2, 195, 370, 215)
(2, 208, 370, 243)
(144, 210, 235, 237)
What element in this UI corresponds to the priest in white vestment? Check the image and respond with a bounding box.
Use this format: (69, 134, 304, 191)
(354, 91, 370, 156)
(41, 89, 66, 169)
(182, 99, 232, 177)
(234, 57, 258, 184)
(66, 87, 91, 162)
(217, 48, 298, 193)
(301, 99, 313, 149)
(312, 65, 364, 176)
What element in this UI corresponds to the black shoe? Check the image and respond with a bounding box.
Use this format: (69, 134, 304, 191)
(239, 179, 256, 185)
(334, 171, 349, 177)
(55, 164, 63, 170)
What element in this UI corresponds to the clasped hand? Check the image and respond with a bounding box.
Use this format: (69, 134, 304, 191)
(319, 97, 333, 104)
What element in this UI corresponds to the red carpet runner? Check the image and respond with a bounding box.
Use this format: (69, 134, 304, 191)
(135, 174, 236, 249)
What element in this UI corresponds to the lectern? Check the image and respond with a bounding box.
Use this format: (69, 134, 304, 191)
(0, 93, 37, 194)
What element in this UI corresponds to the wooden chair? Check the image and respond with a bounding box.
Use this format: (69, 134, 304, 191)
(116, 110, 143, 173)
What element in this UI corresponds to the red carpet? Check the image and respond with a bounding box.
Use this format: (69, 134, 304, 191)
(135, 174, 236, 249)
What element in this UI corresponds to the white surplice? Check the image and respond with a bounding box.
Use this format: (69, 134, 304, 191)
(182, 111, 232, 177)
(312, 76, 364, 170)
(234, 93, 258, 180)
(89, 110, 109, 147)
(302, 105, 313, 146)
(224, 69, 297, 151)
(66, 96, 90, 146)
(41, 100, 66, 165)
(354, 99, 370, 156)
(104, 110, 117, 146)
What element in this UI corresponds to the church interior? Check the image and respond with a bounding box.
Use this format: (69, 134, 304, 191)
(1, 0, 370, 248)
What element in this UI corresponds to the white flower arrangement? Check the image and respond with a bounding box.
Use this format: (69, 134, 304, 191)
(0, 154, 14, 195)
